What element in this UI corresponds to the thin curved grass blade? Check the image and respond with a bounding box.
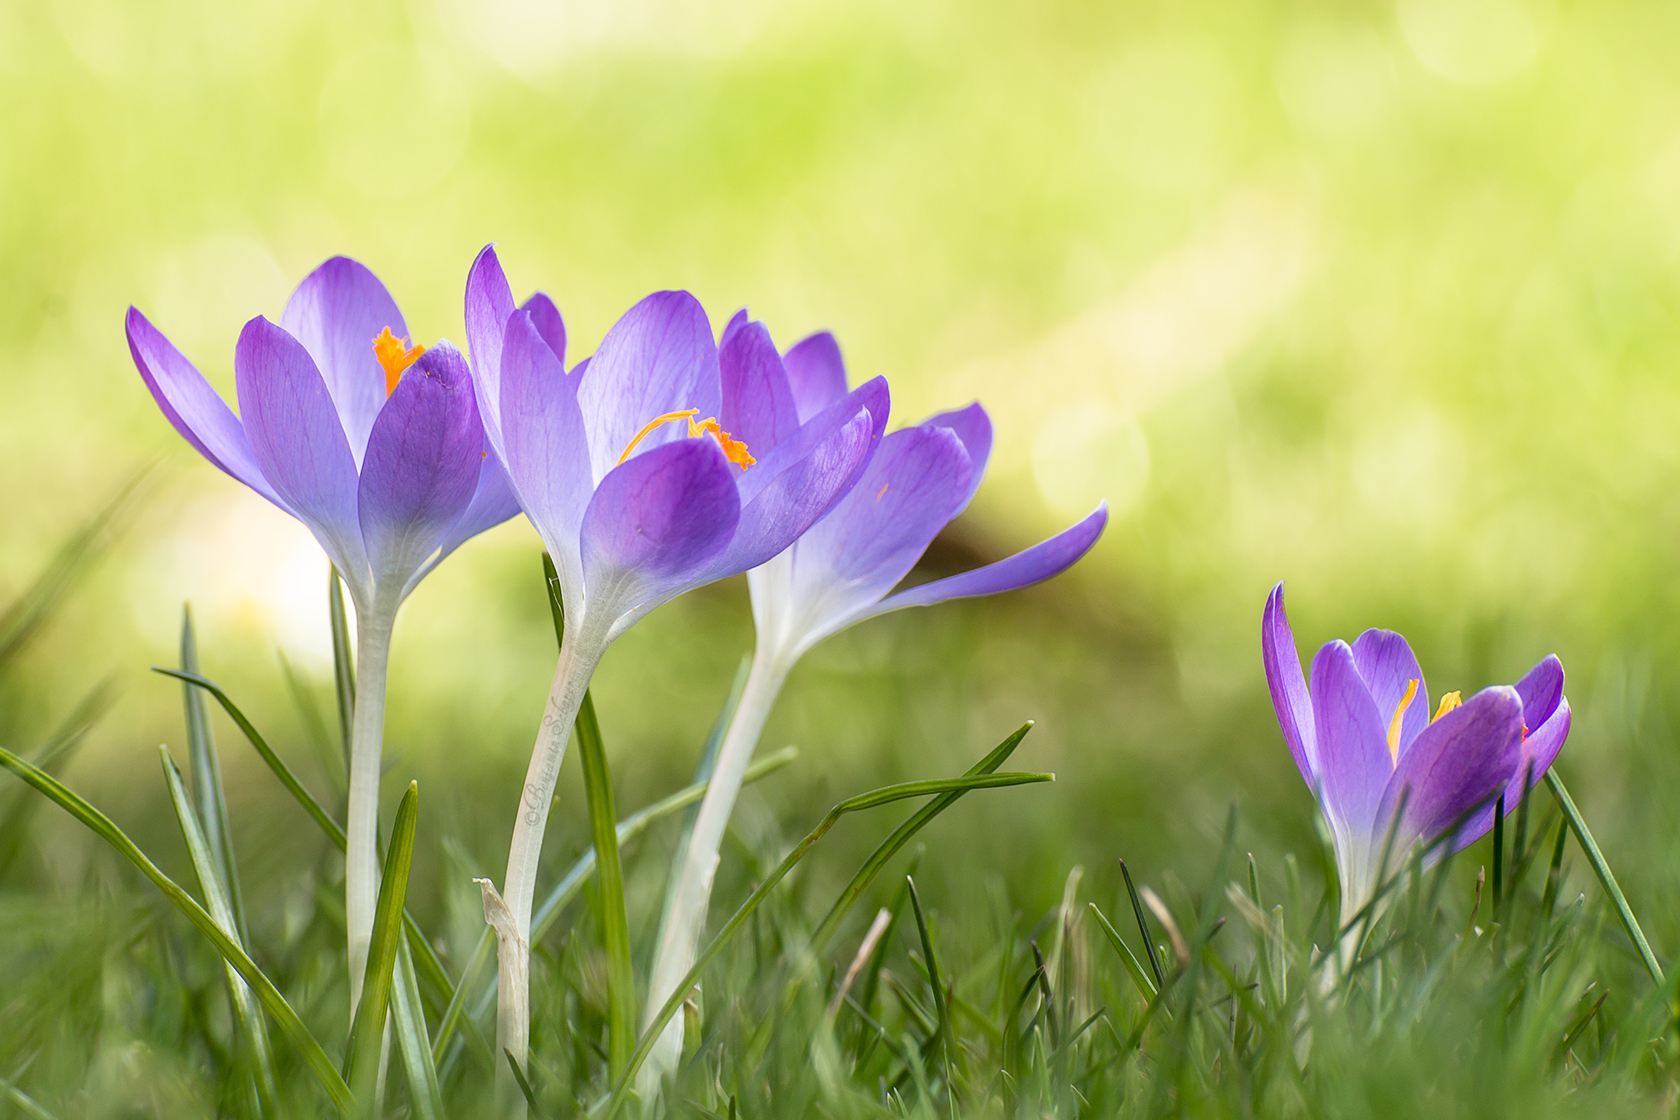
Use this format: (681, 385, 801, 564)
(392, 937, 445, 1120)
(0, 743, 352, 1110)
(346, 781, 419, 1100)
(1547, 771, 1664, 987)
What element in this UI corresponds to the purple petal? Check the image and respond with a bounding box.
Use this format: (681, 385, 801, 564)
(922, 402, 992, 513)
(279, 257, 405, 464)
(1377, 685, 1524, 855)
(234, 316, 368, 589)
(579, 439, 740, 626)
(1262, 583, 1318, 789)
(720, 318, 799, 453)
(737, 376, 889, 511)
(703, 405, 876, 579)
(1309, 639, 1393, 844)
(1350, 629, 1430, 761)
(500, 310, 592, 593)
(577, 291, 720, 483)
(784, 425, 971, 636)
(521, 293, 567, 367)
(1514, 655, 1564, 732)
(357, 342, 484, 590)
(1502, 697, 1571, 810)
(782, 331, 848, 423)
(126, 307, 291, 513)
(465, 245, 517, 460)
(431, 454, 522, 572)
(873, 503, 1106, 615)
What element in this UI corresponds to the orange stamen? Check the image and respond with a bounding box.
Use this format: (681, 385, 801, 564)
(1432, 691, 1462, 722)
(373, 327, 426, 396)
(1386, 678, 1418, 764)
(686, 416, 755, 470)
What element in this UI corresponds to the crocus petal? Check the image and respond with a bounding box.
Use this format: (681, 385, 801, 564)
(577, 291, 720, 483)
(464, 245, 517, 460)
(872, 504, 1107, 618)
(126, 307, 292, 513)
(783, 426, 972, 645)
(428, 455, 522, 577)
(782, 331, 849, 423)
(1350, 629, 1430, 760)
(500, 309, 592, 602)
(522, 293, 567, 367)
(580, 439, 740, 633)
(279, 257, 405, 465)
(1309, 640, 1393, 848)
(1514, 655, 1565, 731)
(357, 342, 484, 593)
(737, 376, 889, 510)
(720, 318, 799, 452)
(1262, 583, 1318, 789)
(1502, 698, 1571, 809)
(922, 403, 992, 513)
(702, 405, 875, 580)
(234, 316, 368, 592)
(1377, 685, 1524, 857)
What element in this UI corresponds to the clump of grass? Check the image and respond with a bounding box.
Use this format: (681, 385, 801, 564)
(0, 518, 1671, 1119)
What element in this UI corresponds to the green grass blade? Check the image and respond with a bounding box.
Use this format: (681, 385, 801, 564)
(391, 937, 445, 1120)
(811, 721, 1034, 952)
(606, 767, 1053, 1116)
(904, 876, 951, 1065)
(432, 746, 798, 1066)
(179, 607, 251, 948)
(1086, 902, 1156, 1000)
(346, 781, 419, 1100)
(0, 1067, 57, 1120)
(0, 679, 112, 879)
(160, 746, 278, 1113)
(278, 648, 348, 798)
(0, 743, 352, 1110)
(1546, 770, 1664, 986)
(575, 690, 636, 1080)
(329, 565, 355, 779)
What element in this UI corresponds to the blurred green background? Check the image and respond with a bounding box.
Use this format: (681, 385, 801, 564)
(4, 0, 1680, 1006)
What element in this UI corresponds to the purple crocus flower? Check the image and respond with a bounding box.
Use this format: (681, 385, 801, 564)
(462, 247, 882, 1074)
(1262, 583, 1571, 929)
(641, 331, 1108, 1091)
(126, 258, 519, 1003)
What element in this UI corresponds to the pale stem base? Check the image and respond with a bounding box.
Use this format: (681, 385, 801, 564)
(639, 646, 790, 1097)
(345, 609, 394, 1016)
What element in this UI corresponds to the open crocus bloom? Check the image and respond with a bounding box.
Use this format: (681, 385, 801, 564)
(639, 331, 1108, 1093)
(127, 257, 519, 1001)
(1262, 583, 1571, 930)
(462, 246, 883, 1075)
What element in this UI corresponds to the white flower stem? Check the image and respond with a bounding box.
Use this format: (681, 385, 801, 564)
(345, 608, 394, 1015)
(493, 622, 606, 1114)
(639, 645, 791, 1095)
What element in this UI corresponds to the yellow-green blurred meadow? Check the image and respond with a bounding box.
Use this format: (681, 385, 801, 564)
(6, 0, 1680, 1107)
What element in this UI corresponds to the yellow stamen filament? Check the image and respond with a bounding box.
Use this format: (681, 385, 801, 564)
(1387, 678, 1418, 763)
(616, 408, 755, 470)
(1432, 691, 1462, 722)
(373, 327, 426, 396)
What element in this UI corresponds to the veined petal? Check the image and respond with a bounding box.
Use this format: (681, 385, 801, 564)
(424, 454, 522, 587)
(1377, 685, 1524, 857)
(1515, 655, 1565, 732)
(1309, 640, 1393, 851)
(280, 257, 405, 465)
(580, 439, 740, 632)
(465, 244, 517, 461)
(720, 317, 799, 452)
(703, 405, 875, 580)
(922, 403, 992, 514)
(1350, 629, 1430, 760)
(126, 307, 291, 513)
(522, 292, 567, 367)
(782, 331, 849, 423)
(1262, 584, 1318, 789)
(783, 425, 971, 647)
(500, 309, 592, 601)
(737, 376, 889, 510)
(871, 504, 1106, 618)
(578, 291, 719, 483)
(234, 316, 368, 593)
(357, 342, 484, 592)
